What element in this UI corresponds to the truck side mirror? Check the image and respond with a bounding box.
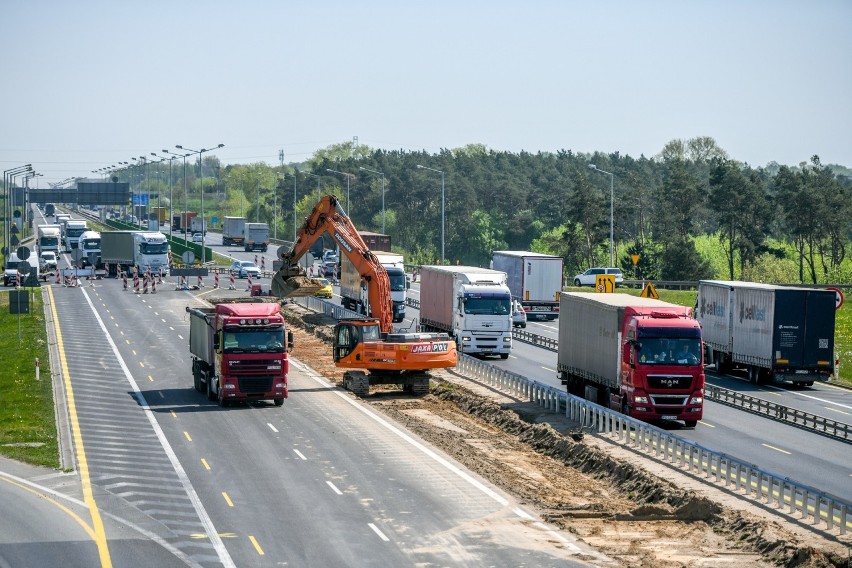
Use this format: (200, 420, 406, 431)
(287, 330, 294, 352)
(213, 331, 220, 350)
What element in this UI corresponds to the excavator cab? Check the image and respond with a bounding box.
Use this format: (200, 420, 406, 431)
(333, 319, 382, 362)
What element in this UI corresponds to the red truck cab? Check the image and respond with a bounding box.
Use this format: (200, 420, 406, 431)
(620, 307, 704, 427)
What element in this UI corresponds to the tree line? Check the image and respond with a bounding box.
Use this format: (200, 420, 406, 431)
(129, 137, 852, 284)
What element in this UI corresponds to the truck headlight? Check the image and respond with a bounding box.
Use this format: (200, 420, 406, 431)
(503, 337, 512, 343)
(690, 396, 703, 404)
(224, 384, 236, 390)
(462, 336, 471, 342)
(634, 395, 648, 403)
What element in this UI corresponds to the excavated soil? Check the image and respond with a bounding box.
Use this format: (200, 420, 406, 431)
(281, 302, 851, 568)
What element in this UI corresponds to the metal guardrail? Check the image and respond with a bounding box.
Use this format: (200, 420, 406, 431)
(456, 355, 851, 536)
(513, 328, 558, 352)
(706, 384, 851, 443)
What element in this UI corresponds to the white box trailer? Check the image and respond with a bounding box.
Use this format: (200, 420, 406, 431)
(696, 280, 836, 385)
(492, 251, 563, 320)
(419, 265, 513, 358)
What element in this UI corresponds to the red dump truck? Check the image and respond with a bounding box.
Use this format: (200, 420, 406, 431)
(558, 292, 705, 427)
(187, 302, 293, 406)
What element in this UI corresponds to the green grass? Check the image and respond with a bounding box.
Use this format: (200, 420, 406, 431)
(565, 285, 851, 388)
(0, 289, 59, 467)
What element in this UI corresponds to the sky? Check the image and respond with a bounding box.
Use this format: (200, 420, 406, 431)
(2, 0, 850, 187)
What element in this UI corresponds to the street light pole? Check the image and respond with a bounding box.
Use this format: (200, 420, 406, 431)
(416, 164, 445, 265)
(176, 144, 224, 264)
(326, 168, 353, 213)
(359, 166, 385, 233)
(3, 164, 32, 250)
(589, 164, 615, 267)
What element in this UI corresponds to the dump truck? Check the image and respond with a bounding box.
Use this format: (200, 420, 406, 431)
(696, 280, 836, 386)
(558, 292, 705, 427)
(222, 216, 246, 246)
(186, 302, 292, 406)
(243, 222, 270, 252)
(419, 265, 513, 358)
(492, 250, 563, 321)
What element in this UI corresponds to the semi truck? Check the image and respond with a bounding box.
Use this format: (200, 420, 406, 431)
(341, 251, 408, 322)
(696, 280, 836, 386)
(100, 230, 170, 275)
(45, 204, 55, 217)
(172, 212, 197, 233)
(492, 250, 563, 321)
(222, 216, 246, 246)
(37, 225, 62, 255)
(557, 292, 705, 427)
(419, 265, 513, 358)
(54, 214, 71, 249)
(64, 219, 88, 251)
(186, 302, 292, 406)
(78, 230, 101, 268)
(243, 222, 270, 252)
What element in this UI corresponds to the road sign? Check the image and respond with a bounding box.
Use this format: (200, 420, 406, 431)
(72, 248, 84, 263)
(595, 274, 616, 293)
(16, 246, 30, 260)
(640, 282, 659, 299)
(181, 250, 195, 265)
(826, 287, 844, 310)
(630, 254, 640, 265)
(211, 216, 218, 225)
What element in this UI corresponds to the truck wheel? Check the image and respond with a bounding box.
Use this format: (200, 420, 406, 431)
(684, 420, 698, 428)
(273, 398, 284, 406)
(206, 376, 217, 401)
(804, 381, 814, 387)
(218, 396, 229, 408)
(193, 364, 203, 392)
(500, 353, 509, 360)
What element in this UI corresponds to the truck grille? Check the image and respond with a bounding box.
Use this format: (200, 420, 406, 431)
(228, 358, 282, 374)
(647, 375, 693, 389)
(239, 376, 273, 394)
(649, 394, 689, 407)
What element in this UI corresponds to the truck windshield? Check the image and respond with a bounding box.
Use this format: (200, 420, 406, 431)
(463, 295, 511, 315)
(139, 242, 168, 255)
(82, 240, 100, 250)
(387, 270, 406, 292)
(40, 237, 59, 246)
(223, 327, 285, 353)
(637, 338, 701, 365)
(67, 228, 86, 237)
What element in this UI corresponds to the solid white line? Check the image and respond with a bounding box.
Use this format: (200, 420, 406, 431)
(326, 481, 343, 495)
(79, 288, 236, 568)
(293, 449, 307, 461)
(178, 335, 184, 340)
(267, 423, 279, 433)
(541, 367, 556, 373)
(368, 523, 390, 542)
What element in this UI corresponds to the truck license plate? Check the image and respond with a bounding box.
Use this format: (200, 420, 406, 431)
(662, 415, 677, 420)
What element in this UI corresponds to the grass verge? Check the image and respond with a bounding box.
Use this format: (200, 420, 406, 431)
(0, 288, 58, 467)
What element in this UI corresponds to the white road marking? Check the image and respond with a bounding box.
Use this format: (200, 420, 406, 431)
(293, 449, 307, 461)
(326, 481, 343, 495)
(368, 523, 390, 542)
(267, 423, 279, 433)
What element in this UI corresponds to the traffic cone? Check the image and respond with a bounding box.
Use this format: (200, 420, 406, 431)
(229, 273, 235, 290)
(214, 271, 219, 288)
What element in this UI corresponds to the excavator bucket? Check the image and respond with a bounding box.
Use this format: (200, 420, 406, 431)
(270, 269, 326, 298)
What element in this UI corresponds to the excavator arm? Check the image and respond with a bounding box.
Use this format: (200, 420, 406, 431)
(271, 195, 394, 333)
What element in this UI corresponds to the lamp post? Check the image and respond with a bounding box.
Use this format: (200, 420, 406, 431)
(4, 164, 32, 250)
(589, 164, 615, 267)
(359, 166, 385, 233)
(416, 164, 445, 265)
(157, 151, 179, 239)
(326, 168, 353, 213)
(176, 144, 224, 264)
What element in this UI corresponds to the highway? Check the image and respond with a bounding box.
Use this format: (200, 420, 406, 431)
(7, 209, 597, 566)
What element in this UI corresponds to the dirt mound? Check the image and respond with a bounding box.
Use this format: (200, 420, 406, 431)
(285, 309, 850, 567)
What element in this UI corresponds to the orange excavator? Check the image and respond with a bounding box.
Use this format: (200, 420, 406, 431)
(271, 195, 457, 395)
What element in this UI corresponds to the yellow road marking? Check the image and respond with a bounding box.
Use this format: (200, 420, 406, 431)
(170, 410, 177, 418)
(184, 432, 192, 442)
(125, 340, 130, 345)
(139, 362, 144, 368)
(698, 420, 715, 428)
(201, 459, 211, 470)
(148, 375, 154, 382)
(222, 492, 234, 507)
(762, 443, 792, 455)
(249, 535, 265, 555)
(825, 407, 851, 416)
(131, 349, 136, 355)
(46, 286, 113, 567)
(0, 475, 96, 540)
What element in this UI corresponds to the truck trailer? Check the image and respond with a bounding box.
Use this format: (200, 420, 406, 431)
(492, 250, 563, 321)
(557, 292, 705, 427)
(37, 225, 62, 255)
(100, 231, 170, 276)
(190, 217, 207, 235)
(419, 265, 513, 358)
(340, 251, 408, 322)
(243, 222, 270, 252)
(186, 302, 292, 406)
(696, 280, 836, 386)
(222, 216, 246, 246)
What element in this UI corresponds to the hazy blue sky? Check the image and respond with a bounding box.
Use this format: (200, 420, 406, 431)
(2, 0, 850, 186)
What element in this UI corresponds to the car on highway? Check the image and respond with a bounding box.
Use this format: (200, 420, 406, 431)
(191, 232, 203, 243)
(39, 251, 58, 271)
(229, 260, 261, 279)
(511, 300, 527, 328)
(313, 278, 333, 299)
(572, 267, 623, 287)
(322, 261, 337, 279)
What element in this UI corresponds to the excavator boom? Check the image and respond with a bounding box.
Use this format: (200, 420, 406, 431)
(271, 195, 394, 333)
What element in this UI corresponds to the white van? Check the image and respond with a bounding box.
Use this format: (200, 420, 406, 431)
(3, 253, 41, 286)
